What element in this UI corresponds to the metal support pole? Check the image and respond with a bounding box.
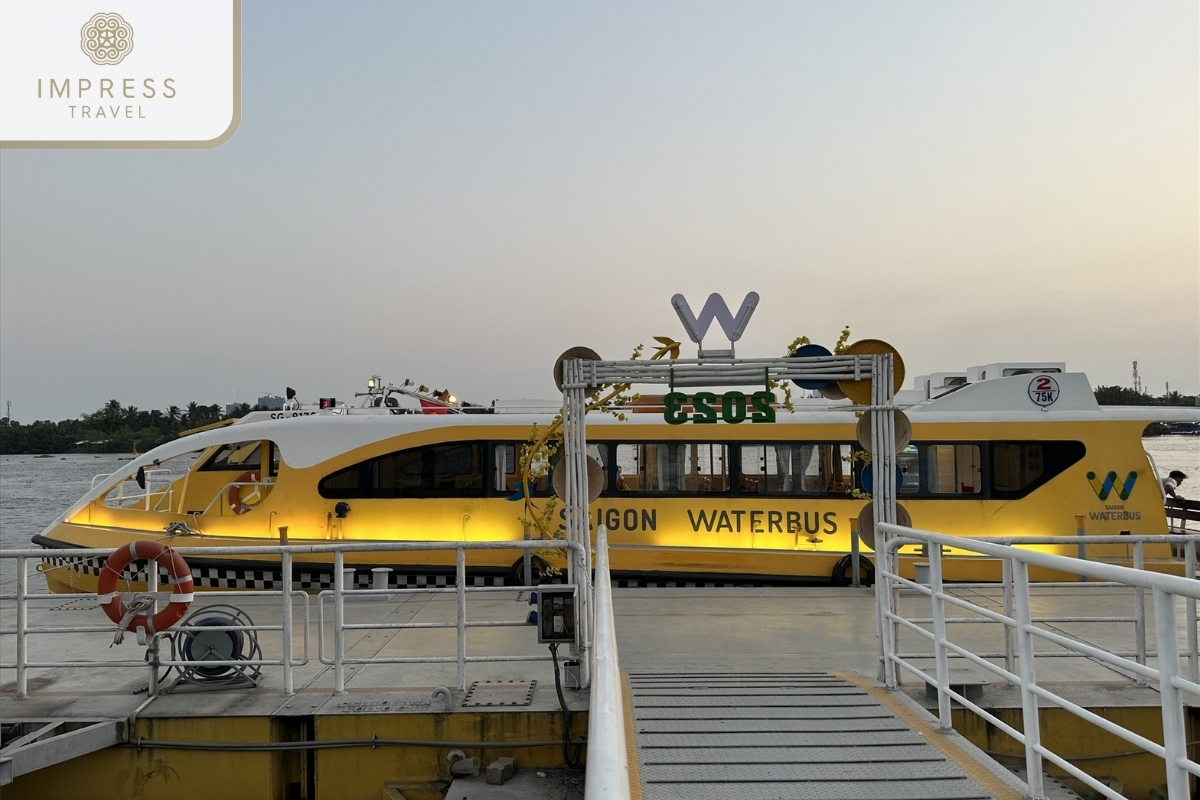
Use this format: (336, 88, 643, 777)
(1153, 587, 1189, 800)
(523, 533, 532, 587)
(1133, 541, 1146, 685)
(851, 527, 860, 588)
(456, 546, 467, 693)
(929, 545, 952, 730)
(147, 552, 159, 615)
(562, 358, 592, 688)
(1002, 558, 1015, 683)
(871, 353, 898, 687)
(16, 556, 27, 699)
(1013, 561, 1045, 800)
(333, 549, 346, 694)
(282, 549, 294, 696)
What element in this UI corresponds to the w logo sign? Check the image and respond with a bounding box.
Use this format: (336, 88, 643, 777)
(1087, 471, 1137, 501)
(671, 292, 759, 357)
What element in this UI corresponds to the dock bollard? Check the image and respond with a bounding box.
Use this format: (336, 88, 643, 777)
(371, 567, 391, 591)
(366, 568, 392, 602)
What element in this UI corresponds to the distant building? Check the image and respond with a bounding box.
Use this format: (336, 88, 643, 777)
(225, 403, 245, 416)
(257, 395, 285, 411)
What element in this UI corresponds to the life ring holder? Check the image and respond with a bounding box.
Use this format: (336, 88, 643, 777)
(227, 470, 262, 515)
(831, 554, 875, 587)
(97, 541, 194, 636)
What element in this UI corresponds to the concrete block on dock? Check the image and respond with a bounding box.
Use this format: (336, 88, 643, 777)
(486, 756, 516, 785)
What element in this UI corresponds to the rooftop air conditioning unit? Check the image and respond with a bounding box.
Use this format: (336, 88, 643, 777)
(926, 372, 968, 399)
(966, 363, 1065, 382)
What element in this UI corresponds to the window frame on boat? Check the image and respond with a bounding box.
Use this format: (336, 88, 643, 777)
(198, 440, 279, 477)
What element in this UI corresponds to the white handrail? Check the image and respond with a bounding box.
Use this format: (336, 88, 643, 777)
(2, 539, 586, 701)
(877, 524, 1200, 800)
(585, 525, 631, 800)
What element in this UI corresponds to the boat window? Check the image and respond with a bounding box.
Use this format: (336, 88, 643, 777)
(494, 442, 610, 496)
(318, 442, 486, 499)
(494, 444, 518, 492)
(990, 441, 1085, 499)
(200, 441, 265, 471)
(895, 444, 982, 496)
(616, 443, 729, 493)
(739, 443, 854, 495)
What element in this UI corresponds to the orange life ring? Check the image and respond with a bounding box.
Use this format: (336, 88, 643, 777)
(227, 470, 261, 514)
(97, 541, 193, 635)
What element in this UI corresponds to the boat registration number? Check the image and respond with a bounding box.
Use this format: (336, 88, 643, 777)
(1027, 376, 1060, 407)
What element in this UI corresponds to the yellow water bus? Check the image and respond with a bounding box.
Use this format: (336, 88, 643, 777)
(34, 367, 1197, 592)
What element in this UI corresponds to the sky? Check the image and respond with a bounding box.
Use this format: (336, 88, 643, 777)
(1, 1, 1197, 422)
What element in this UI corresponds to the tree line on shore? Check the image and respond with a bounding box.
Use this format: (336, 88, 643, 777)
(0, 387, 1194, 455)
(0, 399, 263, 455)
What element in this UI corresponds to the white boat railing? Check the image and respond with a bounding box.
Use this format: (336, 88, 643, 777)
(195, 475, 274, 517)
(94, 468, 176, 511)
(876, 526, 1200, 800)
(584, 525, 631, 800)
(0, 539, 584, 701)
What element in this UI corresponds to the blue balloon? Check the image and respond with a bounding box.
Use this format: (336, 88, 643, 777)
(860, 463, 906, 495)
(791, 343, 832, 390)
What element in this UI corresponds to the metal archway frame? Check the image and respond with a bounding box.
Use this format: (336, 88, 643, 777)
(559, 353, 899, 688)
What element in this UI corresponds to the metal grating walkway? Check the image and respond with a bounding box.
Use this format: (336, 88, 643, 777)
(627, 672, 996, 800)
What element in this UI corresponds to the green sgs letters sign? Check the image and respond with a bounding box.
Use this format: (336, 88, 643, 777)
(664, 391, 776, 425)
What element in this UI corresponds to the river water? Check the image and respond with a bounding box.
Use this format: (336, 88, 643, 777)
(1, 438, 1197, 594)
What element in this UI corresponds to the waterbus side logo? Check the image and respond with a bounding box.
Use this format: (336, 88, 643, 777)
(1087, 470, 1137, 501)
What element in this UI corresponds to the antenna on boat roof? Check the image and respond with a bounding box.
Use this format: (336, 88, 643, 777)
(1132, 360, 1141, 394)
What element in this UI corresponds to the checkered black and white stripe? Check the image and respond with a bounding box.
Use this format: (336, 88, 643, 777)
(40, 552, 736, 590)
(38, 553, 523, 591)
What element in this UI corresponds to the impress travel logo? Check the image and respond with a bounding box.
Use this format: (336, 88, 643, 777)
(0, 1, 241, 148)
(80, 13, 134, 65)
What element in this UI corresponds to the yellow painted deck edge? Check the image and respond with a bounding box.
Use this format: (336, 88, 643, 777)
(830, 670, 1025, 800)
(622, 671, 644, 800)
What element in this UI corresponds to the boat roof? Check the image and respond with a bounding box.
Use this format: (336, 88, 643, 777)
(135, 372, 1199, 469)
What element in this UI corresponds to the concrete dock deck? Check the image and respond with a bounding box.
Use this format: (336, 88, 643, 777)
(1, 582, 1192, 799)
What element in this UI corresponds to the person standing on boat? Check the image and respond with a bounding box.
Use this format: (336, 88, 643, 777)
(1162, 470, 1187, 500)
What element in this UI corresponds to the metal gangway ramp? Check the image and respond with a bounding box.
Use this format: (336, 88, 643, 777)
(626, 671, 1008, 800)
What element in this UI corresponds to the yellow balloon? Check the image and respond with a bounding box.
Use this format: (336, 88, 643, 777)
(837, 339, 905, 406)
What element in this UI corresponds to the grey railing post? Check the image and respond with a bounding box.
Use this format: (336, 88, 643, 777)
(1074, 515, 1086, 580)
(1013, 561, 1046, 800)
(1187, 539, 1198, 684)
(1133, 541, 1146, 685)
(456, 546, 467, 693)
(281, 548, 294, 695)
(16, 555, 27, 699)
(333, 549, 346, 694)
(1153, 587, 1189, 800)
(929, 544, 952, 730)
(1002, 558, 1015, 683)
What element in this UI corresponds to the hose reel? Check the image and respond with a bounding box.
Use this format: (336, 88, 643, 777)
(163, 604, 262, 693)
